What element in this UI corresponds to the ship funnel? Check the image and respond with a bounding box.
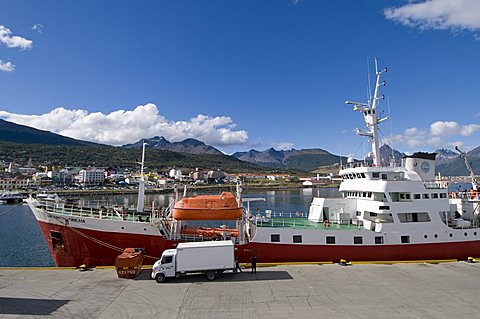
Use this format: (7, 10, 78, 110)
(402, 152, 437, 181)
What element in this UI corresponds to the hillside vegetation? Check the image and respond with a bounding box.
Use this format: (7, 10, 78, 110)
(0, 142, 264, 173)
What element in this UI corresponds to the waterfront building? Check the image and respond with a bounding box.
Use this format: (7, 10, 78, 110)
(76, 168, 105, 186)
(0, 177, 31, 190)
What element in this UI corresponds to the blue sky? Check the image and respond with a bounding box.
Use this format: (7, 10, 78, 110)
(0, 0, 479, 157)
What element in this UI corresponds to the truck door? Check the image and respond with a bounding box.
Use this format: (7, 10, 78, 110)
(161, 255, 175, 277)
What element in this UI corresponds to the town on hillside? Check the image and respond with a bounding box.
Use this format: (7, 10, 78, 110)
(0, 157, 345, 193)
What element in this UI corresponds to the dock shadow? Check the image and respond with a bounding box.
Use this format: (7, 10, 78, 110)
(133, 269, 293, 283)
(0, 297, 70, 315)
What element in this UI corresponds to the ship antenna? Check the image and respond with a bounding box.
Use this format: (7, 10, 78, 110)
(136, 141, 147, 213)
(346, 57, 388, 166)
(387, 97, 395, 166)
(367, 56, 372, 105)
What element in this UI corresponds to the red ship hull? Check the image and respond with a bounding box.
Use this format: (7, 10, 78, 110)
(38, 221, 480, 267)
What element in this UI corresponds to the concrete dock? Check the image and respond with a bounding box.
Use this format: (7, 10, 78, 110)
(1, 262, 480, 318)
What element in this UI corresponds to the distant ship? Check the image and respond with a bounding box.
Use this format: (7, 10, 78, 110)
(27, 60, 480, 267)
(1, 191, 25, 204)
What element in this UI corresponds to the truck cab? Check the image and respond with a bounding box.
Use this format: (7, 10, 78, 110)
(151, 249, 176, 283)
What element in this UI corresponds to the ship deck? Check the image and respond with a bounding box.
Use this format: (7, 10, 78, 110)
(254, 217, 368, 231)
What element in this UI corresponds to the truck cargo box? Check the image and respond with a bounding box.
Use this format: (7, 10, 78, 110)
(176, 241, 235, 272)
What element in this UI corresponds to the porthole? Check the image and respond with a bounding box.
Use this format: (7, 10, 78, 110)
(464, 232, 468, 237)
(475, 232, 478, 236)
(144, 228, 147, 231)
(424, 235, 428, 239)
(434, 234, 438, 238)
(121, 226, 125, 230)
(449, 233, 453, 237)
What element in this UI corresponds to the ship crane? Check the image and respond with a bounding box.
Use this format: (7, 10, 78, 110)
(455, 146, 478, 191)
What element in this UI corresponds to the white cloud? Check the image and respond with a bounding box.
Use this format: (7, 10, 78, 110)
(461, 124, 480, 136)
(272, 142, 294, 151)
(0, 60, 15, 72)
(430, 121, 460, 136)
(32, 24, 43, 34)
(0, 104, 249, 147)
(0, 25, 32, 50)
(430, 121, 480, 136)
(384, 0, 480, 39)
(388, 120, 480, 150)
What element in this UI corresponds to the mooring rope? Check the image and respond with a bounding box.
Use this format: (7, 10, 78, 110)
(65, 224, 160, 261)
(0, 204, 21, 219)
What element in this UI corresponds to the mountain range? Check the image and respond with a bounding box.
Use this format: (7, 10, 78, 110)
(232, 148, 349, 172)
(0, 119, 96, 146)
(123, 136, 223, 155)
(0, 118, 479, 175)
(0, 119, 260, 172)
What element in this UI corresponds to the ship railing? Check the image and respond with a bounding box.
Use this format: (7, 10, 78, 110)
(250, 211, 308, 219)
(340, 162, 400, 170)
(423, 182, 448, 189)
(252, 217, 366, 230)
(178, 234, 242, 244)
(441, 216, 480, 229)
(152, 218, 174, 239)
(39, 201, 129, 221)
(449, 191, 480, 201)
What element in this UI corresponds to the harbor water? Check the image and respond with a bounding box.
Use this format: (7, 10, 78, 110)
(0, 188, 339, 267)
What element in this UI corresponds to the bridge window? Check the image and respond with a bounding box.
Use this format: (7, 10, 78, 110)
(432, 193, 438, 199)
(440, 193, 447, 198)
(372, 172, 379, 178)
(390, 192, 412, 202)
(414, 194, 421, 199)
(423, 194, 430, 199)
(398, 212, 431, 223)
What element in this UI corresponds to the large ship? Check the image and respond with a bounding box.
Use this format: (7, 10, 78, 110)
(27, 60, 480, 267)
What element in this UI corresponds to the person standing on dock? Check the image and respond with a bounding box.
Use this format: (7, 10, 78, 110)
(235, 259, 242, 273)
(251, 255, 257, 274)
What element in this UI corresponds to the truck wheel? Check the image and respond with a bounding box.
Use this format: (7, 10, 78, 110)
(155, 273, 166, 283)
(206, 271, 216, 281)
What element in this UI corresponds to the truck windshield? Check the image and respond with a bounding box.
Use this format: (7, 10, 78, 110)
(161, 255, 173, 264)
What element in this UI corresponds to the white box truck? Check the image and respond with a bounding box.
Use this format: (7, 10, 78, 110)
(151, 240, 235, 283)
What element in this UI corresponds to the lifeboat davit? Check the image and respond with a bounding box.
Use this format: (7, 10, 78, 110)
(172, 192, 243, 220)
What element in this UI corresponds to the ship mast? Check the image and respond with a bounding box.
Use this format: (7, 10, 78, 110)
(346, 58, 388, 166)
(136, 141, 147, 213)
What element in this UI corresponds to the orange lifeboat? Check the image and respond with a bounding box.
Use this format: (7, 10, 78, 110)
(172, 192, 243, 220)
